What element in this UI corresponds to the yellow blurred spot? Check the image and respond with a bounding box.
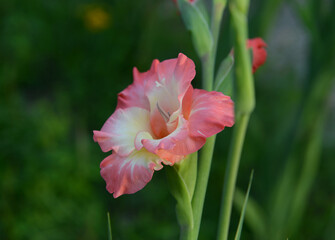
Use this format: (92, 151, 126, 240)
(84, 6, 110, 32)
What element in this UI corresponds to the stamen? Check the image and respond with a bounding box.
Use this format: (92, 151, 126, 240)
(156, 103, 170, 122)
(155, 81, 163, 87)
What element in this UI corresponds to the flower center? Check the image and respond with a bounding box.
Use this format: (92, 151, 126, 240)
(156, 102, 170, 123)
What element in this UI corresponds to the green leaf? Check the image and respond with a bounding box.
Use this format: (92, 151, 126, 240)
(194, 0, 210, 25)
(234, 187, 266, 238)
(107, 212, 112, 240)
(166, 152, 198, 228)
(234, 170, 254, 240)
(177, 0, 213, 57)
(214, 54, 234, 95)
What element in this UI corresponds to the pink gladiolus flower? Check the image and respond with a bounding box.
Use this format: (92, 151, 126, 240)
(247, 38, 267, 73)
(93, 53, 234, 198)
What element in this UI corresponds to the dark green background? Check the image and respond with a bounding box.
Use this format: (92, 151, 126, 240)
(1, 0, 334, 239)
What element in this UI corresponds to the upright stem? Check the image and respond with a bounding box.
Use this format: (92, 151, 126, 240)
(190, 48, 215, 240)
(217, 114, 250, 240)
(191, 135, 216, 239)
(180, 226, 194, 240)
(211, 0, 227, 62)
(190, 1, 227, 238)
(202, 54, 215, 92)
(217, 0, 254, 239)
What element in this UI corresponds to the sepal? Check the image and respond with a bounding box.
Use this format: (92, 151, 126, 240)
(177, 0, 213, 57)
(166, 152, 198, 228)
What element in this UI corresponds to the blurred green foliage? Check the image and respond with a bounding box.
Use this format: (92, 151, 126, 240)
(0, 0, 334, 240)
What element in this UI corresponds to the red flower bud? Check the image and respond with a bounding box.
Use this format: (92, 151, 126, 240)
(247, 38, 267, 73)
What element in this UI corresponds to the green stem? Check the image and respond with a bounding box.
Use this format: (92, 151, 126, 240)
(180, 226, 194, 240)
(190, 47, 216, 239)
(191, 135, 216, 239)
(217, 114, 250, 240)
(217, 0, 253, 239)
(201, 54, 215, 92)
(211, 0, 227, 62)
(186, 1, 229, 239)
(190, 1, 228, 238)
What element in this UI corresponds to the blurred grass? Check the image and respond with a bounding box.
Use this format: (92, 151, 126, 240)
(0, 0, 334, 239)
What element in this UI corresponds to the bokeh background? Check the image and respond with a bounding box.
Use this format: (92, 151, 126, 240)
(1, 0, 334, 239)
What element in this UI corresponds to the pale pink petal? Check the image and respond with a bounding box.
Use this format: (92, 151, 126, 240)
(153, 150, 185, 163)
(188, 89, 234, 138)
(145, 53, 196, 137)
(142, 116, 205, 163)
(134, 131, 153, 151)
(116, 60, 160, 110)
(93, 107, 152, 156)
(100, 149, 163, 198)
(182, 86, 194, 119)
(149, 53, 195, 118)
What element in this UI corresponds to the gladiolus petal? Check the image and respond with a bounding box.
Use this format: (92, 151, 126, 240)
(188, 89, 234, 138)
(100, 149, 163, 198)
(142, 116, 206, 163)
(94, 107, 152, 156)
(145, 53, 195, 138)
(116, 60, 159, 110)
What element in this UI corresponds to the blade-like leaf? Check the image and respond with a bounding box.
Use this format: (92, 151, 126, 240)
(214, 54, 234, 94)
(234, 170, 254, 240)
(107, 212, 112, 240)
(234, 188, 266, 238)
